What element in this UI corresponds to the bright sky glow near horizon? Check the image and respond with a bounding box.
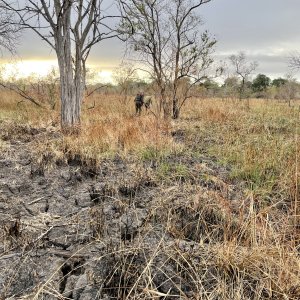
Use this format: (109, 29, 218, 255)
(1, 60, 114, 83)
(2, 60, 58, 79)
(1, 0, 300, 82)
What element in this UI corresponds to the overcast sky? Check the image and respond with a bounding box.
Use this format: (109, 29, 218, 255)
(201, 0, 300, 79)
(3, 0, 300, 81)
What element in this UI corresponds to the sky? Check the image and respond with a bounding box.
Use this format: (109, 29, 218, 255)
(1, 0, 300, 82)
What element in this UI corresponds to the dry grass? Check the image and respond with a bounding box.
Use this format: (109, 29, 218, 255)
(0, 91, 182, 163)
(181, 98, 300, 207)
(1, 93, 300, 299)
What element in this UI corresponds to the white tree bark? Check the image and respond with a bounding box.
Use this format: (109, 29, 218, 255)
(54, 1, 82, 130)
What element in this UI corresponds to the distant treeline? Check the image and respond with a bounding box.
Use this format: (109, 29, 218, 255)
(0, 71, 299, 110)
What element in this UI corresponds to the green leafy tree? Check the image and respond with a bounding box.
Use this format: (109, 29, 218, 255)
(272, 78, 287, 88)
(252, 74, 270, 93)
(201, 79, 220, 97)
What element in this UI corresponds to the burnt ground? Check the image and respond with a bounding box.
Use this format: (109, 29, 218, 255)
(0, 124, 248, 300)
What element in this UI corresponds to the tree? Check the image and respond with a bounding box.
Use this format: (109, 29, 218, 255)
(113, 62, 137, 104)
(252, 74, 270, 93)
(0, 5, 19, 53)
(272, 78, 287, 88)
(119, 0, 216, 119)
(289, 53, 300, 71)
(277, 75, 299, 106)
(1, 0, 119, 132)
(221, 76, 239, 100)
(229, 52, 258, 101)
(200, 79, 219, 97)
(38, 67, 60, 110)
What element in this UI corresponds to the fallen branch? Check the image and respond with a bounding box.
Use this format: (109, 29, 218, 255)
(0, 82, 43, 107)
(86, 84, 108, 98)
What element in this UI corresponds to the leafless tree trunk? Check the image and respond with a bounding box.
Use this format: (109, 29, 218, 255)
(1, 0, 119, 132)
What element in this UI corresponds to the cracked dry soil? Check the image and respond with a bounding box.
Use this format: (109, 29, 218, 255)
(0, 124, 245, 300)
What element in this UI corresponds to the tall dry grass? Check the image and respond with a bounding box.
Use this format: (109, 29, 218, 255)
(181, 98, 300, 208)
(0, 92, 182, 162)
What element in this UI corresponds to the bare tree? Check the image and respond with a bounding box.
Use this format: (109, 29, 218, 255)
(119, 0, 216, 119)
(289, 52, 300, 71)
(1, 0, 119, 132)
(277, 73, 299, 107)
(229, 51, 258, 101)
(113, 62, 137, 104)
(0, 6, 19, 53)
